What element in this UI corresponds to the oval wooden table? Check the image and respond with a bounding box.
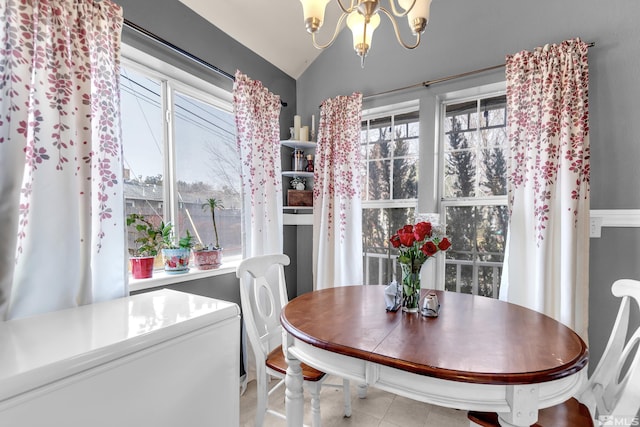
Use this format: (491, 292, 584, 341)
(280, 286, 588, 427)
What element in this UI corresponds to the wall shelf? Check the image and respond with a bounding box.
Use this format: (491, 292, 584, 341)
(282, 171, 314, 178)
(281, 140, 317, 150)
(283, 205, 313, 210)
(282, 140, 315, 215)
(283, 212, 313, 225)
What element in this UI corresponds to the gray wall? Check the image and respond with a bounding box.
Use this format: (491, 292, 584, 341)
(297, 0, 640, 368)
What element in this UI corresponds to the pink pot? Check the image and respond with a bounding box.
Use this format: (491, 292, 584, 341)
(193, 249, 222, 270)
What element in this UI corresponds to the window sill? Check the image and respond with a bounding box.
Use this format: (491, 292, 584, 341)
(128, 259, 241, 293)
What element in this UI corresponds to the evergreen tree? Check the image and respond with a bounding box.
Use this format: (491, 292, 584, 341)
(477, 146, 509, 297)
(444, 117, 476, 293)
(479, 146, 508, 260)
(362, 118, 418, 284)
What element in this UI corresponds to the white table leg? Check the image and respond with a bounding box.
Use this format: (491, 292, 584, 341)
(498, 384, 540, 426)
(357, 383, 368, 399)
(285, 355, 304, 427)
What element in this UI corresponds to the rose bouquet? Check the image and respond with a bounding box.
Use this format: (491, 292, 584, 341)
(390, 221, 451, 312)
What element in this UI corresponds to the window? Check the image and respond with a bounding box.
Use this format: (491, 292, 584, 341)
(440, 91, 509, 297)
(360, 102, 420, 285)
(121, 53, 241, 273)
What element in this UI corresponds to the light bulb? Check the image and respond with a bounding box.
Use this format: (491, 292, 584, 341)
(346, 11, 381, 58)
(398, 0, 431, 34)
(300, 0, 331, 33)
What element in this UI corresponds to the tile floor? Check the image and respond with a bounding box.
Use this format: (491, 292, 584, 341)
(239, 376, 470, 427)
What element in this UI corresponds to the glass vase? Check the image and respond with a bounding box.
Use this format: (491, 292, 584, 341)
(401, 263, 421, 313)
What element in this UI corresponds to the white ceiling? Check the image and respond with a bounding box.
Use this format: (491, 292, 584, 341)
(179, 0, 346, 80)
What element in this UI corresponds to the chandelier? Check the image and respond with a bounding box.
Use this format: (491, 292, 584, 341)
(299, 0, 432, 66)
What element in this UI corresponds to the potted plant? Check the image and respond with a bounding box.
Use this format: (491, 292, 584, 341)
(126, 213, 170, 279)
(193, 197, 224, 270)
(161, 228, 194, 274)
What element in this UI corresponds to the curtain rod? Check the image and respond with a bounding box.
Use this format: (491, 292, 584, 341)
(123, 19, 288, 107)
(363, 41, 595, 100)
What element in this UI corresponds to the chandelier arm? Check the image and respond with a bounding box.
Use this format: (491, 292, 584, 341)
(335, 0, 358, 14)
(380, 7, 421, 49)
(311, 12, 349, 50)
(388, 0, 416, 17)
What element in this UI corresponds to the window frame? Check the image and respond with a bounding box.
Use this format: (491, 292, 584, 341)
(121, 45, 240, 290)
(435, 82, 508, 296)
(361, 99, 420, 208)
(360, 100, 420, 285)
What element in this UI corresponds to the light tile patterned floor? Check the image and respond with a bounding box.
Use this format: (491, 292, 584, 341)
(240, 376, 470, 427)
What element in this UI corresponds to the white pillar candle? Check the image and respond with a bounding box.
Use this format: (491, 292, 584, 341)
(300, 126, 309, 142)
(311, 114, 315, 134)
(294, 115, 301, 140)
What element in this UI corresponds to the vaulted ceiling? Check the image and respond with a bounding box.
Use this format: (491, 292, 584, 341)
(178, 0, 347, 79)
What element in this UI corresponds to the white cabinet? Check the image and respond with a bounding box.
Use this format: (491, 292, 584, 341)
(0, 289, 240, 427)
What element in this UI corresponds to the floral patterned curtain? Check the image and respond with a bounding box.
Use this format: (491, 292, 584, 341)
(233, 71, 282, 391)
(313, 93, 363, 290)
(233, 71, 283, 257)
(0, 0, 125, 320)
(501, 38, 590, 340)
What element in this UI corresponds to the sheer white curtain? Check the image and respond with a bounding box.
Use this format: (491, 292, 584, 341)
(500, 38, 590, 341)
(0, 0, 126, 320)
(313, 93, 363, 290)
(233, 71, 283, 257)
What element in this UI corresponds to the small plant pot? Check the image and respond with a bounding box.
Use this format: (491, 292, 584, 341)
(130, 256, 156, 279)
(162, 248, 191, 274)
(193, 248, 222, 270)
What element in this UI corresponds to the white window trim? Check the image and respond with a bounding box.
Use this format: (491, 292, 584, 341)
(121, 43, 239, 290)
(434, 81, 508, 292)
(436, 82, 508, 209)
(362, 99, 419, 121)
(121, 44, 233, 109)
(361, 99, 420, 208)
(361, 100, 421, 285)
(128, 257, 242, 292)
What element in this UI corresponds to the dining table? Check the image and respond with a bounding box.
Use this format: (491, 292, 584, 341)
(280, 285, 588, 427)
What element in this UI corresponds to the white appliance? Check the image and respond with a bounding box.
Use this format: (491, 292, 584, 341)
(0, 289, 240, 427)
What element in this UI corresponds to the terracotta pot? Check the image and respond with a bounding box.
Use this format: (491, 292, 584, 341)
(162, 248, 191, 274)
(130, 256, 155, 279)
(193, 248, 222, 270)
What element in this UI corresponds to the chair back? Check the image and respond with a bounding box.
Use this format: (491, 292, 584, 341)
(236, 254, 291, 364)
(580, 278, 640, 423)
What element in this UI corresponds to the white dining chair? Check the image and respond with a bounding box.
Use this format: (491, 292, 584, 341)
(468, 278, 640, 427)
(236, 254, 351, 427)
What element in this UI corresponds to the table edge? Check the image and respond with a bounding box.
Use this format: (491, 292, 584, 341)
(280, 289, 589, 385)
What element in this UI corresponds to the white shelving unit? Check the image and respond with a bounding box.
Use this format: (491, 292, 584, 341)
(281, 140, 315, 225)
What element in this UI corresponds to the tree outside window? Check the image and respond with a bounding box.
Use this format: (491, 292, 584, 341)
(361, 109, 419, 285)
(442, 95, 509, 297)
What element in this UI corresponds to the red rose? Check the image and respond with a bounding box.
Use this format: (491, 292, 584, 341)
(413, 221, 432, 241)
(399, 231, 416, 247)
(390, 234, 401, 248)
(400, 225, 413, 234)
(438, 238, 451, 251)
(421, 241, 438, 257)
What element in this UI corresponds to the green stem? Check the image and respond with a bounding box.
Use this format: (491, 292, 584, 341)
(211, 209, 220, 248)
